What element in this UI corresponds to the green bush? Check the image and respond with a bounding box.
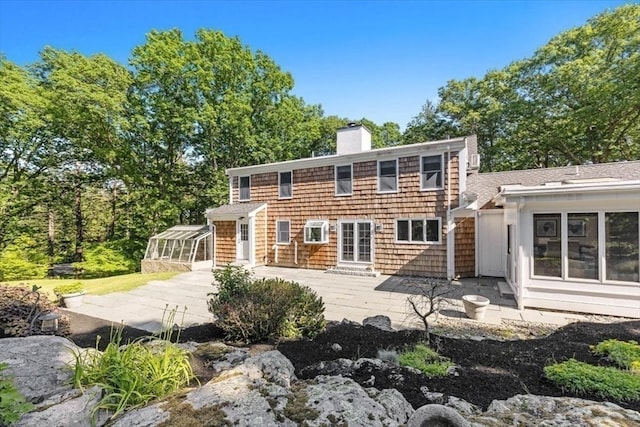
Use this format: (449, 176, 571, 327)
(544, 358, 640, 401)
(53, 282, 84, 295)
(591, 339, 640, 373)
(0, 284, 70, 338)
(208, 268, 325, 342)
(73, 243, 136, 279)
(0, 363, 34, 425)
(0, 236, 48, 281)
(71, 326, 194, 420)
(212, 264, 252, 303)
(398, 343, 454, 377)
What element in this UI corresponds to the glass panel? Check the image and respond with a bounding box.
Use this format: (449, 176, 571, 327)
(279, 172, 292, 198)
(567, 213, 598, 280)
(277, 221, 289, 243)
(378, 160, 397, 192)
(533, 213, 562, 277)
(336, 165, 352, 195)
(181, 240, 193, 262)
(358, 222, 371, 262)
(411, 220, 424, 242)
(606, 212, 639, 282)
(425, 219, 439, 242)
(341, 223, 354, 261)
(422, 155, 442, 189)
(396, 220, 409, 241)
(239, 176, 250, 200)
(240, 224, 249, 241)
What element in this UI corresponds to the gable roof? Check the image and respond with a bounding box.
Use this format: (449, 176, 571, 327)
(205, 202, 267, 220)
(226, 136, 474, 176)
(469, 160, 640, 208)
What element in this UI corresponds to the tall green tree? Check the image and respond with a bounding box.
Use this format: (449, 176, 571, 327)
(435, 4, 640, 171)
(403, 100, 461, 145)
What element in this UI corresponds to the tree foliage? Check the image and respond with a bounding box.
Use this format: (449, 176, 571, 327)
(436, 5, 640, 171)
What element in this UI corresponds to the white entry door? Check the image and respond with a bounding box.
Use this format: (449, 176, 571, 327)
(339, 221, 372, 263)
(478, 211, 505, 277)
(236, 220, 249, 261)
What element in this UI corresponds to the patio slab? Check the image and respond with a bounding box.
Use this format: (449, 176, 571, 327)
(63, 266, 596, 333)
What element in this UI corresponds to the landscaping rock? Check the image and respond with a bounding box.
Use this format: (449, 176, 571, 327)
(15, 386, 109, 427)
(304, 375, 413, 426)
(363, 315, 394, 331)
(467, 394, 640, 427)
(112, 350, 414, 426)
(408, 404, 470, 427)
(0, 336, 79, 403)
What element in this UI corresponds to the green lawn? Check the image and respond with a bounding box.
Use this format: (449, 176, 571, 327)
(4, 271, 180, 299)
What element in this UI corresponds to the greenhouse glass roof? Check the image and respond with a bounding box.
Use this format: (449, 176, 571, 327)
(144, 225, 213, 264)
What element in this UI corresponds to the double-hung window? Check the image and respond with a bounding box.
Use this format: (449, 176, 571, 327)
(378, 160, 397, 193)
(396, 218, 441, 243)
(279, 171, 292, 199)
(239, 176, 250, 201)
(276, 220, 290, 244)
(421, 155, 443, 190)
(335, 165, 352, 196)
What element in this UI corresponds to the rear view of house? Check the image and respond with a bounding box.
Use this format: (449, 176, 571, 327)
(206, 124, 477, 279)
(204, 124, 639, 318)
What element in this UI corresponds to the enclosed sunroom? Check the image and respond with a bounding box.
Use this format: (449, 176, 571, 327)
(141, 225, 213, 273)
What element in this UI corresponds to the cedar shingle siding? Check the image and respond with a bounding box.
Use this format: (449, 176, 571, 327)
(232, 153, 462, 277)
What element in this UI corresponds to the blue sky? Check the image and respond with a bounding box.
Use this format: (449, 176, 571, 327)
(0, 0, 629, 128)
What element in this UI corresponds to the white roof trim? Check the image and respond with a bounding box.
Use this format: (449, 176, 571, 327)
(494, 180, 640, 205)
(226, 137, 468, 176)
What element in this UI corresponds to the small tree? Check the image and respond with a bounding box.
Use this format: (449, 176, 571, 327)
(405, 277, 452, 344)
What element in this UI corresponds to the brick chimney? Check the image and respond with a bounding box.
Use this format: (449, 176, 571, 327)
(336, 123, 371, 155)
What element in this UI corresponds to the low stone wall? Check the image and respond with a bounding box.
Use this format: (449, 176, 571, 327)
(141, 260, 192, 274)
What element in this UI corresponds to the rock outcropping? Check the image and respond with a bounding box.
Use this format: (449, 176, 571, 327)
(2, 336, 639, 427)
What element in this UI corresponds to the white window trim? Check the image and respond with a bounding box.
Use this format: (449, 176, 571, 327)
(377, 159, 398, 193)
(335, 164, 353, 196)
(395, 218, 442, 244)
(530, 210, 640, 286)
(275, 219, 291, 245)
(420, 153, 444, 191)
(304, 220, 329, 244)
(239, 175, 251, 201)
(278, 171, 293, 199)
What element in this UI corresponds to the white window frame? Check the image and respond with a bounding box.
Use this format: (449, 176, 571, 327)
(304, 220, 329, 244)
(239, 175, 251, 201)
(530, 210, 640, 285)
(377, 159, 398, 193)
(395, 218, 441, 244)
(420, 154, 444, 190)
(276, 219, 290, 244)
(278, 171, 293, 199)
(335, 164, 353, 196)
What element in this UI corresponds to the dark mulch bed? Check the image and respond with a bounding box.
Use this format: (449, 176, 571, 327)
(63, 311, 640, 412)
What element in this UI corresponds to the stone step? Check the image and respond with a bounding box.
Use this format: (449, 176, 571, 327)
(325, 266, 381, 277)
(498, 281, 514, 298)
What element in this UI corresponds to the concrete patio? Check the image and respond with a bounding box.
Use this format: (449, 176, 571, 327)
(66, 266, 596, 332)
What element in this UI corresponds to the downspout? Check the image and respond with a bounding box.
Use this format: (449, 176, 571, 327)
(272, 244, 278, 263)
(446, 146, 455, 280)
(294, 240, 298, 265)
(228, 173, 233, 205)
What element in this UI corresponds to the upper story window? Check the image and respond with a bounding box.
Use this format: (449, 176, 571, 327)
(421, 155, 443, 190)
(279, 171, 292, 199)
(239, 176, 250, 201)
(396, 218, 441, 244)
(276, 220, 290, 244)
(335, 165, 352, 196)
(378, 159, 397, 193)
